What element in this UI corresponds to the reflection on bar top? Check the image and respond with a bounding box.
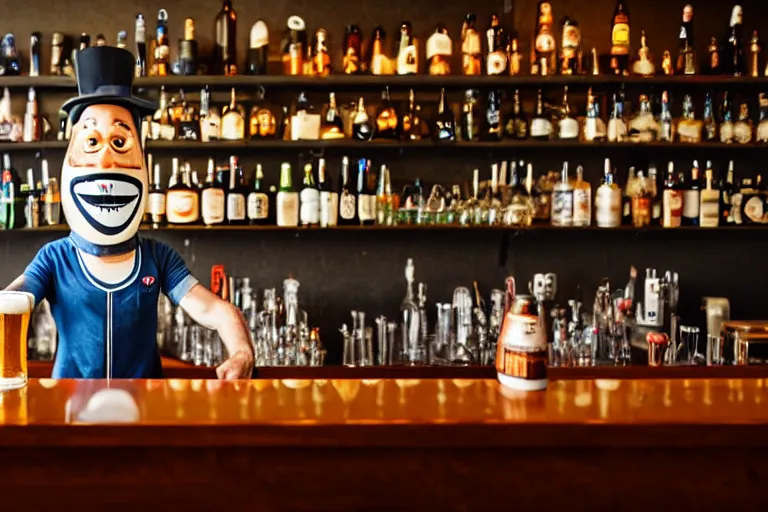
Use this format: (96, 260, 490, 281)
(1, 378, 767, 427)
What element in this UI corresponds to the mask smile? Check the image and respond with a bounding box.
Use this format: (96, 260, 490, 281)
(70, 173, 143, 236)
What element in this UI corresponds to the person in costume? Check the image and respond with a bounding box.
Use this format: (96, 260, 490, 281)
(5, 46, 253, 379)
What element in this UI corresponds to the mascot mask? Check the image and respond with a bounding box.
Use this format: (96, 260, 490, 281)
(60, 46, 155, 255)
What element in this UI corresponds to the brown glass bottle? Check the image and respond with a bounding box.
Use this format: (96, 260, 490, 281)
(214, 0, 237, 75)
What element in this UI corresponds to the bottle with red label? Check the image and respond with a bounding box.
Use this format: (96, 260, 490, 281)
(662, 161, 683, 228)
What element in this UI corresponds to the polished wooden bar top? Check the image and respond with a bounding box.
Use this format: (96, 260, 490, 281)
(3, 377, 768, 448)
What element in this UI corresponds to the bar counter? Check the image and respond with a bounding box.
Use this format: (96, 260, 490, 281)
(3, 378, 768, 510)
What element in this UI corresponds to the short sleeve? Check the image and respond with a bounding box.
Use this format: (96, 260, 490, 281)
(154, 242, 199, 306)
(22, 245, 54, 306)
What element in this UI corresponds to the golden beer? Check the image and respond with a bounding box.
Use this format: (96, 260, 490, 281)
(0, 291, 34, 390)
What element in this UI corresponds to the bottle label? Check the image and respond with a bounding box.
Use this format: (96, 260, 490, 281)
(166, 191, 199, 224)
(299, 188, 320, 225)
(486, 52, 507, 75)
(320, 191, 338, 227)
(226, 194, 246, 221)
(731, 192, 743, 224)
(340, 193, 356, 220)
(595, 187, 622, 227)
(558, 117, 579, 140)
(276, 192, 299, 227)
(662, 190, 683, 227)
(682, 190, 700, 219)
(700, 194, 720, 227)
(201, 188, 225, 224)
(572, 189, 591, 226)
(551, 190, 573, 226)
(535, 32, 556, 54)
(486, 109, 500, 127)
(531, 118, 553, 138)
(358, 193, 375, 221)
(148, 192, 166, 215)
(744, 196, 765, 223)
(495, 313, 548, 382)
(426, 33, 453, 60)
(607, 119, 627, 142)
(611, 22, 630, 53)
(734, 121, 753, 144)
(631, 197, 651, 226)
(247, 192, 269, 220)
(720, 121, 734, 143)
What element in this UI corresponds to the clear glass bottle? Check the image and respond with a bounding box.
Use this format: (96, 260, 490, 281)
(658, 90, 674, 142)
(299, 162, 320, 227)
(583, 87, 605, 142)
(699, 165, 720, 228)
(733, 102, 753, 144)
(503, 162, 533, 227)
(551, 162, 573, 226)
(720, 91, 734, 143)
(558, 86, 579, 141)
(607, 87, 627, 142)
(434, 88, 456, 141)
(572, 165, 592, 226)
(681, 160, 701, 227)
(351, 97, 373, 141)
(403, 89, 426, 141)
(530, 89, 553, 141)
(595, 158, 622, 228)
(276, 162, 299, 227)
(504, 89, 528, 140)
(373, 87, 400, 140)
(703, 92, 718, 142)
(221, 87, 245, 141)
(400, 259, 421, 364)
(677, 94, 702, 143)
(662, 162, 682, 228)
(319, 92, 344, 140)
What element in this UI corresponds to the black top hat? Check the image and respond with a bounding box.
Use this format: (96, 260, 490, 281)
(60, 46, 156, 125)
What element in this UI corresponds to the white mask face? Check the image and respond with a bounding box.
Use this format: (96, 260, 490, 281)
(61, 104, 147, 246)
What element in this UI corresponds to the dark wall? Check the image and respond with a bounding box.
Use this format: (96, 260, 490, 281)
(2, 0, 768, 363)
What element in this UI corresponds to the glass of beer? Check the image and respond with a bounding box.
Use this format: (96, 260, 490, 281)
(0, 291, 35, 391)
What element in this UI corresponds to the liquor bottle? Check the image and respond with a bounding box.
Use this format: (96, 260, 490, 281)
(531, 0, 556, 75)
(622, 166, 635, 225)
(531, 89, 553, 141)
(199, 87, 221, 142)
(551, 162, 573, 227)
(505, 89, 528, 140)
(299, 162, 319, 227)
(733, 102, 753, 144)
(504, 163, 533, 227)
(247, 21, 269, 75)
(176, 91, 200, 141)
(460, 90, 479, 142)
(757, 93, 768, 143)
(721, 160, 736, 225)
(248, 89, 278, 140)
(486, 14, 508, 75)
(369, 27, 390, 76)
(703, 92, 718, 142)
(290, 91, 321, 141)
(375, 165, 396, 226)
(658, 91, 674, 142)
(682, 161, 701, 226)
(29, 32, 40, 77)
(595, 158, 622, 228)
(343, 25, 363, 74)
(374, 87, 400, 140)
(396, 21, 418, 75)
(677, 95, 702, 143)
(247, 163, 269, 225)
(583, 88, 605, 142)
(676, 4, 697, 75)
(632, 30, 655, 76)
(281, 16, 307, 76)
(148, 161, 167, 228)
(320, 92, 344, 140)
(699, 165, 720, 228)
(151, 86, 175, 141)
(351, 97, 373, 141)
(221, 88, 245, 141)
(318, 158, 338, 228)
(662, 162, 682, 228)
(166, 158, 200, 225)
(276, 163, 299, 227)
(649, 164, 661, 225)
(312, 29, 331, 76)
(708, 37, 721, 75)
(740, 176, 763, 224)
(484, 90, 502, 142)
(610, 0, 630, 75)
(560, 17, 582, 75)
(628, 171, 651, 227)
(427, 24, 452, 76)
(608, 88, 627, 142)
(357, 159, 375, 226)
(508, 37, 522, 76)
(154, 9, 170, 77)
(403, 89, 426, 141)
(266, 185, 278, 225)
(226, 156, 247, 225)
(201, 158, 225, 226)
(572, 165, 591, 227)
(434, 88, 456, 141)
(557, 86, 579, 141)
(629, 93, 656, 140)
(22, 88, 40, 143)
(337, 157, 358, 226)
(40, 159, 60, 226)
(22, 168, 38, 228)
(724, 5, 745, 76)
(461, 14, 482, 75)
(720, 92, 734, 143)
(178, 18, 198, 76)
(134, 14, 147, 76)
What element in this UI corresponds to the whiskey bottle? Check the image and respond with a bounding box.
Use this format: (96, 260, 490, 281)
(320, 93, 344, 140)
(484, 90, 502, 142)
(147, 161, 167, 228)
(703, 92, 718, 142)
(630, 171, 652, 228)
(357, 159, 375, 225)
(707, 37, 720, 75)
(427, 24, 452, 75)
(281, 16, 307, 76)
(677, 95, 702, 143)
(178, 18, 198, 76)
(276, 163, 299, 227)
(351, 97, 373, 141)
(557, 86, 579, 141)
(226, 156, 247, 226)
(299, 162, 320, 227)
(343, 25, 363, 74)
(369, 27, 390, 76)
(530, 89, 553, 141)
(403, 89, 426, 141)
(154, 9, 170, 77)
(676, 4, 697, 75)
(505, 89, 528, 140)
(312, 29, 331, 76)
(749, 30, 761, 77)
(583, 88, 606, 142)
(202, 158, 225, 226)
(374, 87, 400, 140)
(721, 160, 736, 225)
(247, 21, 269, 75)
(610, 0, 630, 75)
(337, 157, 359, 226)
(199, 87, 221, 142)
(151, 86, 175, 141)
(486, 14, 508, 75)
(595, 158, 622, 228)
(221, 88, 245, 141)
(733, 102, 753, 144)
(757, 93, 768, 143)
(247, 163, 269, 225)
(248, 89, 278, 140)
(662, 162, 682, 228)
(551, 162, 573, 227)
(724, 5, 745, 76)
(508, 37, 522, 76)
(396, 21, 419, 75)
(608, 88, 627, 142)
(461, 14, 482, 75)
(699, 165, 720, 228)
(561, 17, 582, 75)
(290, 91, 321, 141)
(434, 88, 456, 141)
(177, 92, 200, 141)
(318, 158, 338, 228)
(134, 14, 147, 77)
(531, 0, 556, 75)
(658, 91, 674, 142)
(166, 158, 200, 225)
(682, 161, 701, 226)
(720, 92, 734, 143)
(461, 89, 479, 142)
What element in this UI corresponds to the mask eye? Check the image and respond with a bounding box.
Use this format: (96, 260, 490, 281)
(82, 132, 103, 153)
(110, 135, 133, 153)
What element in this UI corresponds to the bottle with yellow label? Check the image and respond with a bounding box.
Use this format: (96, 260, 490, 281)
(610, 0, 630, 75)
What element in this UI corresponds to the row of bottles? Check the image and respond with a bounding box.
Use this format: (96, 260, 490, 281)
(0, 152, 60, 229)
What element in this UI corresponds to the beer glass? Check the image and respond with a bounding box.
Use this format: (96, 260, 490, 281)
(0, 291, 35, 390)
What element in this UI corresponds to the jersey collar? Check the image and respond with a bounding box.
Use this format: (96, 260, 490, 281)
(69, 232, 138, 257)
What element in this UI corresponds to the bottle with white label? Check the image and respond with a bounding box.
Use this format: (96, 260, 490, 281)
(530, 89, 553, 141)
(318, 158, 338, 228)
(276, 163, 299, 227)
(299, 162, 320, 227)
(699, 166, 720, 228)
(681, 160, 701, 226)
(165, 158, 200, 225)
(226, 155, 247, 225)
(557, 86, 579, 141)
(551, 162, 573, 226)
(662, 162, 683, 228)
(147, 162, 167, 228)
(247, 163, 269, 225)
(583, 88, 605, 142)
(572, 165, 592, 226)
(201, 157, 225, 226)
(357, 158, 375, 225)
(607, 87, 627, 142)
(337, 156, 359, 226)
(595, 158, 622, 228)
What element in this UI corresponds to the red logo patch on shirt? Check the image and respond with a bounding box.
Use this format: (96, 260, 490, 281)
(142, 276, 156, 288)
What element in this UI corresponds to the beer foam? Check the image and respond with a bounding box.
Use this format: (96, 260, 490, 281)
(0, 292, 34, 315)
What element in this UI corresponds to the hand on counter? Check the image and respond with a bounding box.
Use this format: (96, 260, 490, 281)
(216, 349, 254, 380)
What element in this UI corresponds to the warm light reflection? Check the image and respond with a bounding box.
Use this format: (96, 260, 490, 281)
(38, 379, 58, 389)
(282, 379, 312, 390)
(0, 387, 28, 425)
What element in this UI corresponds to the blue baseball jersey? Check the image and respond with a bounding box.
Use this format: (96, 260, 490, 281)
(21, 236, 199, 379)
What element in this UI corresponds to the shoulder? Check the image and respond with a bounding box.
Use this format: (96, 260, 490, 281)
(138, 237, 184, 263)
(34, 237, 76, 261)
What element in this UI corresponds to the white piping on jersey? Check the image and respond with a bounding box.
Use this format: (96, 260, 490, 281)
(106, 292, 113, 381)
(74, 246, 143, 293)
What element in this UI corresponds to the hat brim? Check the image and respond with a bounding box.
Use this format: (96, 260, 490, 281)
(61, 93, 157, 122)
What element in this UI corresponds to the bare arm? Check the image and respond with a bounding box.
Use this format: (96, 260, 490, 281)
(178, 284, 254, 379)
(4, 275, 26, 291)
